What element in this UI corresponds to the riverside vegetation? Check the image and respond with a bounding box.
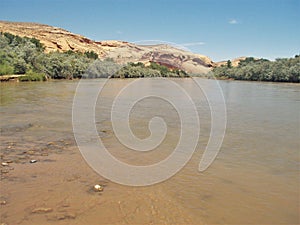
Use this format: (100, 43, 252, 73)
(0, 32, 96, 80)
(211, 56, 300, 82)
(1, 32, 299, 82)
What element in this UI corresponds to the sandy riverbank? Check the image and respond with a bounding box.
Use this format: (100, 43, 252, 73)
(0, 140, 203, 225)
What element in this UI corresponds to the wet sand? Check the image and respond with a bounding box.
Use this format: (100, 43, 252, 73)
(0, 140, 203, 225)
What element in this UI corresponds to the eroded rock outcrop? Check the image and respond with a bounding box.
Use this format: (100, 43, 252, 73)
(0, 21, 214, 74)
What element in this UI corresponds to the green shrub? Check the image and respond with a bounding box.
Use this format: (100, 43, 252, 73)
(0, 63, 14, 75)
(13, 58, 27, 74)
(19, 71, 46, 82)
(84, 51, 98, 59)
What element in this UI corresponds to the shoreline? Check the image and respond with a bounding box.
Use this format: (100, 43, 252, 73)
(1, 75, 299, 84)
(0, 74, 26, 82)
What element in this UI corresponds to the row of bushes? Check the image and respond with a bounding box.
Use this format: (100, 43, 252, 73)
(113, 62, 189, 78)
(2, 32, 298, 82)
(211, 56, 300, 82)
(18, 71, 47, 82)
(82, 60, 189, 79)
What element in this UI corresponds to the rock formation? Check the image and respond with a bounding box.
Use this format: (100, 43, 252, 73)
(0, 21, 215, 74)
(215, 57, 247, 67)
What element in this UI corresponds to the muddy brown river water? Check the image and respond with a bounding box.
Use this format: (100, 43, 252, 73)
(0, 78, 299, 224)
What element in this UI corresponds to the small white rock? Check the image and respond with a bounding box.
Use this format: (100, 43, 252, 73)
(1, 162, 9, 166)
(93, 184, 103, 192)
(0, 200, 7, 205)
(30, 159, 37, 163)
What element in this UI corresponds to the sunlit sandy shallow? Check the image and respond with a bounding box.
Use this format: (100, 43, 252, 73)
(1, 78, 299, 224)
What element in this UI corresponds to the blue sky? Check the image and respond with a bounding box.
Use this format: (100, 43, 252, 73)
(0, 0, 299, 61)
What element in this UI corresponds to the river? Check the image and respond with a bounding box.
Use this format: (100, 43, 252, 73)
(0, 78, 299, 224)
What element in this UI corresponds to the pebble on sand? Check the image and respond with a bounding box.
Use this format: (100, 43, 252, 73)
(0, 200, 7, 205)
(0, 169, 9, 174)
(93, 184, 104, 192)
(32, 207, 53, 213)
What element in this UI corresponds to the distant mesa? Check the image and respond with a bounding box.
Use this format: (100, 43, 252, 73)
(0, 20, 216, 74)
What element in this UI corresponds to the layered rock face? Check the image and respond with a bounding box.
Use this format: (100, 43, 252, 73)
(0, 21, 214, 74)
(0, 21, 107, 56)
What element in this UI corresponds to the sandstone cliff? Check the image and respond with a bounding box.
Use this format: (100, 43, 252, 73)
(0, 21, 214, 74)
(215, 57, 248, 67)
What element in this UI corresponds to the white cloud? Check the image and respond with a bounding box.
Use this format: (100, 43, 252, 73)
(132, 40, 206, 52)
(132, 40, 205, 51)
(229, 19, 238, 24)
(116, 30, 123, 34)
(181, 42, 205, 47)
